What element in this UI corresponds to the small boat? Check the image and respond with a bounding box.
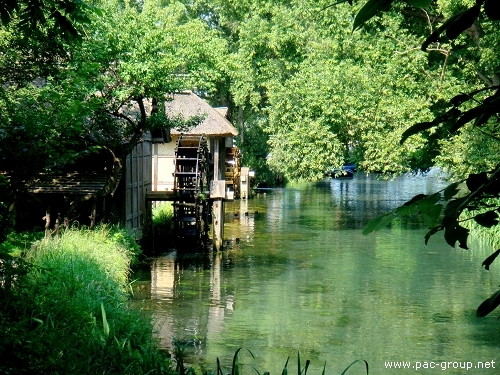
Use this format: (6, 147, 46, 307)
(328, 163, 356, 178)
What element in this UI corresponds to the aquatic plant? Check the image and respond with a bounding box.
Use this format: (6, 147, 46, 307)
(174, 348, 369, 375)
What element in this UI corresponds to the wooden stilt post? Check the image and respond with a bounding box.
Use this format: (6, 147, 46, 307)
(145, 199, 154, 252)
(53, 218, 60, 240)
(89, 198, 97, 229)
(211, 137, 226, 251)
(212, 198, 224, 251)
(43, 206, 51, 240)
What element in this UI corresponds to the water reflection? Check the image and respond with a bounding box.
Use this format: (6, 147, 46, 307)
(151, 255, 176, 300)
(133, 173, 500, 374)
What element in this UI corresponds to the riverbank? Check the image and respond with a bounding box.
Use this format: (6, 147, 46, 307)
(0, 225, 175, 374)
(1, 224, 370, 375)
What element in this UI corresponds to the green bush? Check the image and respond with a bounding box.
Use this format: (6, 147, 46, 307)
(152, 202, 174, 242)
(0, 225, 173, 375)
(0, 230, 44, 256)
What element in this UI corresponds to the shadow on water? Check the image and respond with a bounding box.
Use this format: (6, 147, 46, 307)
(133, 173, 500, 374)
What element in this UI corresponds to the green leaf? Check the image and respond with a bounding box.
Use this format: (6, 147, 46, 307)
(485, 0, 500, 20)
(466, 172, 488, 192)
(422, 203, 443, 228)
(443, 182, 460, 200)
(395, 194, 427, 216)
(233, 349, 240, 375)
(417, 192, 442, 209)
(217, 358, 223, 375)
(443, 197, 467, 219)
(340, 360, 369, 375)
(101, 302, 110, 338)
(402, 108, 462, 141)
(449, 93, 470, 107)
(476, 289, 500, 317)
(445, 4, 481, 40)
(424, 226, 443, 245)
(482, 249, 500, 270)
(484, 175, 500, 195)
(353, 0, 394, 31)
(400, 121, 436, 145)
(406, 0, 432, 8)
(443, 219, 469, 249)
(395, 193, 441, 217)
(231, 348, 254, 375)
(474, 211, 499, 228)
(421, 10, 467, 51)
(282, 356, 290, 375)
(362, 212, 395, 235)
(450, 104, 497, 133)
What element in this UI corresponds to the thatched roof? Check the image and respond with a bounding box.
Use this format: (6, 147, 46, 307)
(166, 91, 238, 137)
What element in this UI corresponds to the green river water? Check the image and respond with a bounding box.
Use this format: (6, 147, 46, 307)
(133, 172, 500, 374)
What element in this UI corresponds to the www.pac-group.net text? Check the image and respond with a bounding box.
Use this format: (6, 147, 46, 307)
(384, 360, 495, 371)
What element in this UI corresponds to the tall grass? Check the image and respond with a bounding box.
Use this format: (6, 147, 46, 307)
(153, 202, 174, 238)
(460, 201, 500, 248)
(0, 225, 173, 374)
(146, 202, 175, 250)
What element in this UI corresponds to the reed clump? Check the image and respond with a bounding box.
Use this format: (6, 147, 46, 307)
(0, 225, 173, 374)
(153, 202, 174, 240)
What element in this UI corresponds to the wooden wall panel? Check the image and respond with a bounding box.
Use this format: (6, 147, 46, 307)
(124, 137, 152, 239)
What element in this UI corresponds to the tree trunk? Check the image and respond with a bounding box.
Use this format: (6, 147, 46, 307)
(237, 106, 244, 145)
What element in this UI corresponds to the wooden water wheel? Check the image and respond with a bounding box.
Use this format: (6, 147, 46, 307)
(172, 134, 211, 249)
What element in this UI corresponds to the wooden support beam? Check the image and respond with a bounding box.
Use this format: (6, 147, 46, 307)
(145, 200, 154, 252)
(43, 206, 51, 240)
(89, 199, 97, 229)
(53, 218, 60, 240)
(212, 199, 224, 251)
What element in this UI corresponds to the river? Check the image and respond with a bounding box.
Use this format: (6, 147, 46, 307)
(132, 172, 500, 374)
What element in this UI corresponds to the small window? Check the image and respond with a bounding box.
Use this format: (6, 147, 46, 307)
(151, 128, 171, 143)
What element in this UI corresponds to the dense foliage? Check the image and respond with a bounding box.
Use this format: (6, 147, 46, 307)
(2, 0, 500, 371)
(179, 0, 498, 183)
